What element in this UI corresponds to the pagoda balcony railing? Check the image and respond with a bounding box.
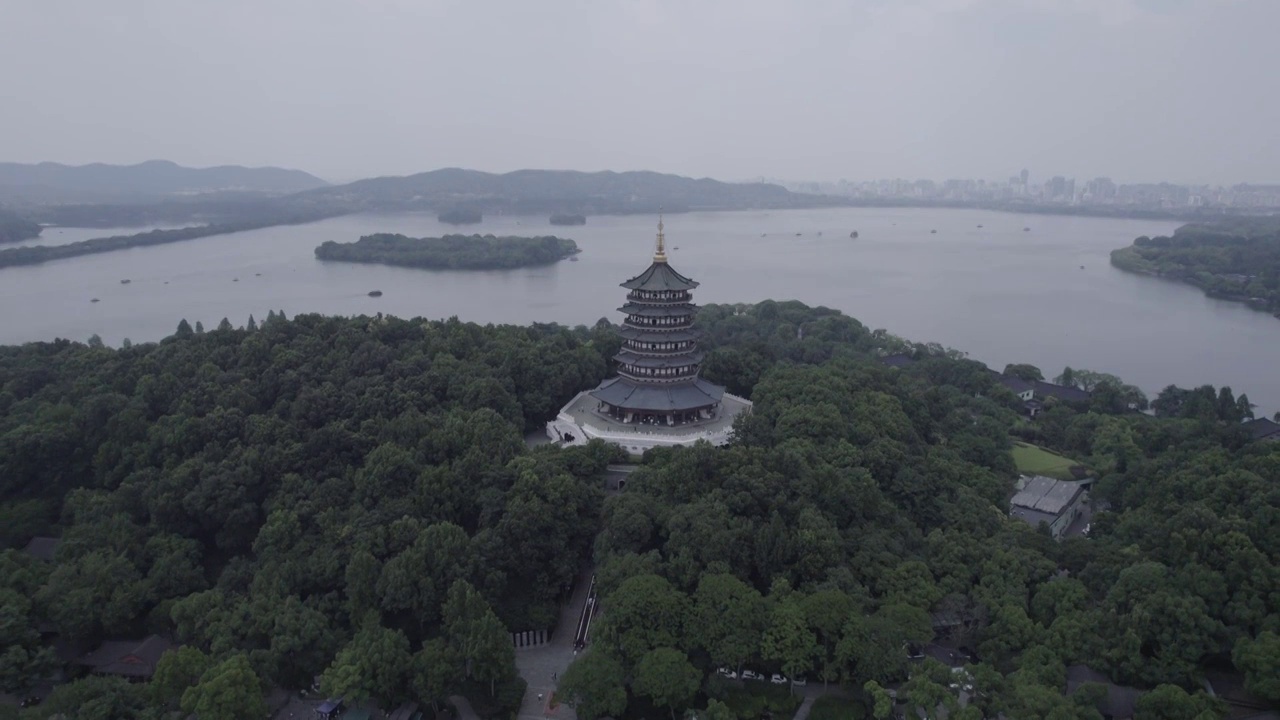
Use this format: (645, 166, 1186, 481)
(626, 292, 692, 305)
(618, 367, 701, 382)
(623, 341, 697, 354)
(622, 348, 701, 356)
(623, 318, 693, 330)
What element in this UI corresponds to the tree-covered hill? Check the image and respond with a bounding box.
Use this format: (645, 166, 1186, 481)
(0, 313, 613, 716)
(1111, 216, 1280, 318)
(295, 168, 840, 215)
(0, 303, 1276, 719)
(315, 233, 579, 270)
(0, 208, 41, 244)
(0, 159, 328, 203)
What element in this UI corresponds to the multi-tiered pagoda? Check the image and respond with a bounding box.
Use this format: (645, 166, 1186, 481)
(547, 218, 751, 454)
(590, 217, 724, 425)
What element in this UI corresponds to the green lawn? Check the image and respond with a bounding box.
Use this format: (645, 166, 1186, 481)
(1011, 442, 1078, 479)
(808, 695, 866, 720)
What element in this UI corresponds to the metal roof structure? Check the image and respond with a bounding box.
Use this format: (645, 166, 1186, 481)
(1011, 475, 1085, 515)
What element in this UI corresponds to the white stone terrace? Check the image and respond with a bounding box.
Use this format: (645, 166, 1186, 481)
(546, 390, 753, 454)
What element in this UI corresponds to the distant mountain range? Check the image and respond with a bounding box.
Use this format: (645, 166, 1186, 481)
(294, 168, 833, 215)
(0, 160, 329, 203)
(1, 163, 843, 231)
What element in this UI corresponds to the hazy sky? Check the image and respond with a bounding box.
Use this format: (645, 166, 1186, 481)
(2, 0, 1277, 185)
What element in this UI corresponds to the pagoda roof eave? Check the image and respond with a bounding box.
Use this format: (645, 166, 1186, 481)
(618, 303, 696, 317)
(620, 262, 700, 292)
(618, 326, 702, 342)
(614, 350, 706, 368)
(588, 376, 725, 412)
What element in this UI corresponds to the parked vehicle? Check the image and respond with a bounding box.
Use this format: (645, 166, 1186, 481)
(740, 670, 766, 682)
(770, 674, 788, 685)
(716, 667, 738, 680)
(792, 677, 808, 687)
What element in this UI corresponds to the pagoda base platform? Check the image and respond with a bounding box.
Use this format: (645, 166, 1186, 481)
(546, 390, 753, 455)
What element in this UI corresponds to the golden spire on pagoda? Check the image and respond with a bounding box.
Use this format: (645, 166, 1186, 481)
(654, 212, 667, 263)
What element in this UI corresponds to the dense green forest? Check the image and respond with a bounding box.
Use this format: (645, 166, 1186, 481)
(1, 302, 1277, 719)
(1, 312, 615, 719)
(315, 234, 580, 270)
(0, 210, 41, 244)
(1111, 216, 1280, 317)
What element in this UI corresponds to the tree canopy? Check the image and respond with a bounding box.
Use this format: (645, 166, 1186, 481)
(315, 233, 579, 270)
(1111, 217, 1280, 317)
(1, 300, 1276, 719)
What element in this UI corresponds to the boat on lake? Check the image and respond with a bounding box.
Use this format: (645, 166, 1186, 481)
(368, 290, 383, 297)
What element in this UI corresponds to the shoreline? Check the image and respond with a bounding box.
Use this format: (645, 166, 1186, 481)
(1110, 246, 1280, 322)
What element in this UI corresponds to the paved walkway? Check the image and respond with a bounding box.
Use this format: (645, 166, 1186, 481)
(791, 684, 852, 720)
(450, 694, 480, 720)
(513, 567, 595, 720)
(792, 693, 817, 720)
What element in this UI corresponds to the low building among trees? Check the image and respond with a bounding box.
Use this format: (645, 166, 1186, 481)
(75, 635, 175, 681)
(21, 536, 60, 562)
(1009, 475, 1089, 539)
(1243, 417, 1280, 442)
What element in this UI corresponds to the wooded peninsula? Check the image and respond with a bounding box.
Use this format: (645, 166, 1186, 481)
(1, 301, 1276, 719)
(1111, 217, 1280, 318)
(314, 233, 580, 270)
(0, 210, 42, 244)
(0, 209, 338, 268)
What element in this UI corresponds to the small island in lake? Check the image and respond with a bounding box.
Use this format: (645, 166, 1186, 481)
(438, 208, 482, 225)
(1111, 216, 1280, 319)
(549, 213, 586, 226)
(315, 233, 580, 270)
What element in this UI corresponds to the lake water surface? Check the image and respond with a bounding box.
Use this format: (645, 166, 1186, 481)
(2, 208, 1277, 415)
